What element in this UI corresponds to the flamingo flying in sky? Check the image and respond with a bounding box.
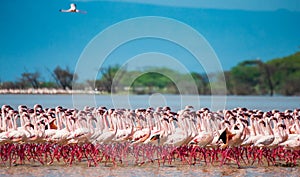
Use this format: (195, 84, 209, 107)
(59, 3, 87, 14)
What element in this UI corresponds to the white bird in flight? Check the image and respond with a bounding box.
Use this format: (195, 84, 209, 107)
(59, 3, 87, 14)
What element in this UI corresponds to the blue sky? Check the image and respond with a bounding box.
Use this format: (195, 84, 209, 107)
(0, 0, 300, 82)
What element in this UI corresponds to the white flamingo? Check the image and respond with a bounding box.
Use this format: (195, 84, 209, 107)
(68, 114, 94, 144)
(279, 130, 300, 150)
(131, 110, 154, 145)
(189, 114, 214, 147)
(59, 3, 87, 14)
(241, 115, 262, 147)
(89, 109, 107, 142)
(267, 123, 288, 148)
(164, 113, 190, 146)
(114, 111, 134, 142)
(218, 117, 246, 148)
(94, 109, 117, 144)
(144, 113, 170, 145)
(253, 118, 275, 147)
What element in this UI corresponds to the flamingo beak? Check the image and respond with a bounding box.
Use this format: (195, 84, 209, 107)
(150, 134, 160, 141)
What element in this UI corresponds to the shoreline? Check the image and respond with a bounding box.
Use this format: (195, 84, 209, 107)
(1, 89, 297, 97)
(0, 88, 103, 95)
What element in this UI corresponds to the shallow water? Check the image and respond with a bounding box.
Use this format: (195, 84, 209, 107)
(0, 163, 299, 177)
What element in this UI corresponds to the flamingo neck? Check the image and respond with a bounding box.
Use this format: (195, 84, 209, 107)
(266, 119, 274, 135)
(250, 118, 257, 136)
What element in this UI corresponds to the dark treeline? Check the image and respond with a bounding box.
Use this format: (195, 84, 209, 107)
(1, 51, 299, 96)
(0, 66, 77, 90)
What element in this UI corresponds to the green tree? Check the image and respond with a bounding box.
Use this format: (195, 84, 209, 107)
(131, 72, 174, 94)
(267, 51, 300, 95)
(241, 59, 274, 96)
(224, 71, 234, 95)
(230, 61, 261, 95)
(98, 65, 126, 93)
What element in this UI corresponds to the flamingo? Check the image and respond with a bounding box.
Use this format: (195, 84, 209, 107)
(31, 117, 47, 143)
(267, 121, 288, 148)
(280, 136, 300, 150)
(217, 117, 246, 148)
(144, 113, 171, 145)
(89, 108, 107, 142)
(279, 120, 300, 149)
(130, 109, 153, 145)
(6, 119, 35, 143)
(2, 104, 300, 167)
(163, 113, 189, 146)
(241, 115, 262, 147)
(182, 110, 198, 145)
(48, 109, 72, 144)
(114, 111, 134, 142)
(253, 118, 275, 147)
(131, 123, 151, 145)
(94, 109, 117, 144)
(43, 118, 57, 142)
(59, 3, 87, 14)
(1, 105, 12, 132)
(68, 113, 95, 144)
(189, 113, 214, 147)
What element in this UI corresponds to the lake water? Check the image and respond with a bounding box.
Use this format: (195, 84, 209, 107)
(0, 94, 299, 112)
(0, 94, 299, 176)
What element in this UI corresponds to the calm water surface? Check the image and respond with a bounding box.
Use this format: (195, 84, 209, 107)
(0, 94, 299, 111)
(0, 94, 299, 176)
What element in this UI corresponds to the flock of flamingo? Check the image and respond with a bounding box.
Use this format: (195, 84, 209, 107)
(1, 104, 300, 167)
